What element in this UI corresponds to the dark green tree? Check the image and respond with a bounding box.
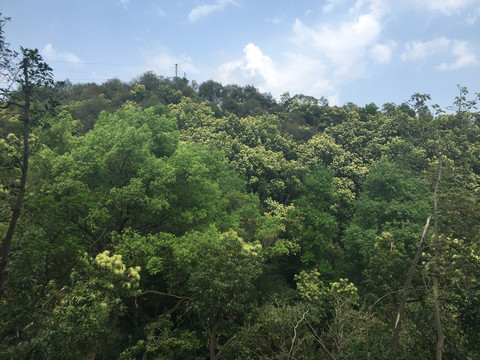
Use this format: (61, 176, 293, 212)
(293, 164, 339, 275)
(342, 161, 431, 281)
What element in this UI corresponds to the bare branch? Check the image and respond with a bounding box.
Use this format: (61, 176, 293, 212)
(391, 215, 432, 360)
(139, 290, 193, 301)
(289, 310, 308, 358)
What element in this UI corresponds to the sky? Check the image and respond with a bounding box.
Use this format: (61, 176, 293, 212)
(2, 0, 480, 108)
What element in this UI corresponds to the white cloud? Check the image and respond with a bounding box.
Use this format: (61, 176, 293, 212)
(41, 44, 83, 65)
(214, 0, 396, 102)
(437, 40, 478, 70)
(419, 0, 472, 15)
(401, 37, 451, 61)
(290, 7, 386, 82)
(216, 43, 334, 100)
(370, 41, 396, 63)
(188, 0, 236, 23)
(402, 37, 478, 70)
(217, 44, 275, 89)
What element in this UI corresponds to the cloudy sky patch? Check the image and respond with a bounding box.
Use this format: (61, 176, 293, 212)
(3, 0, 479, 108)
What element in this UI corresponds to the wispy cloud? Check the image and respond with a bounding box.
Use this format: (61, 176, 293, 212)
(418, 0, 473, 15)
(402, 37, 478, 70)
(401, 37, 451, 61)
(152, 4, 167, 17)
(41, 44, 83, 65)
(466, 6, 480, 23)
(188, 0, 236, 23)
(145, 53, 197, 76)
(266, 17, 283, 25)
(125, 47, 198, 80)
(438, 40, 478, 70)
(120, 0, 129, 10)
(370, 41, 396, 63)
(323, 0, 348, 13)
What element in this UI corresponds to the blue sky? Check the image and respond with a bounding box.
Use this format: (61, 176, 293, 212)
(2, 0, 480, 108)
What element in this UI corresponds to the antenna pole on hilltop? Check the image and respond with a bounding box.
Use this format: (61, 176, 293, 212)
(175, 64, 178, 79)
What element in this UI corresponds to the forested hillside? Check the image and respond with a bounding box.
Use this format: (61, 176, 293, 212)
(1, 20, 480, 360)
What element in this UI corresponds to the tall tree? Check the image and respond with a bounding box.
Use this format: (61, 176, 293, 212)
(0, 36, 53, 297)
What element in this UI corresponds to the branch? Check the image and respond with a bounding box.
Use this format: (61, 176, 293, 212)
(446, 243, 480, 270)
(306, 317, 336, 360)
(0, 101, 25, 109)
(139, 290, 193, 301)
(289, 310, 308, 358)
(71, 218, 97, 242)
(163, 297, 188, 316)
(216, 335, 237, 359)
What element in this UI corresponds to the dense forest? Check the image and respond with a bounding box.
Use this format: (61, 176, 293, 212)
(1, 16, 480, 360)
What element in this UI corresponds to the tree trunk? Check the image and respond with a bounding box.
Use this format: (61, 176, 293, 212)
(433, 154, 445, 360)
(0, 57, 30, 299)
(207, 317, 235, 360)
(86, 345, 96, 360)
(209, 319, 221, 360)
(433, 277, 445, 360)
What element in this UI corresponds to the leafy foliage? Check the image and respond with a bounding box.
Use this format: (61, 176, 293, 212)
(1, 19, 479, 358)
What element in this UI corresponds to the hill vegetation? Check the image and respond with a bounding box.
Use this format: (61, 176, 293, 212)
(1, 17, 480, 359)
